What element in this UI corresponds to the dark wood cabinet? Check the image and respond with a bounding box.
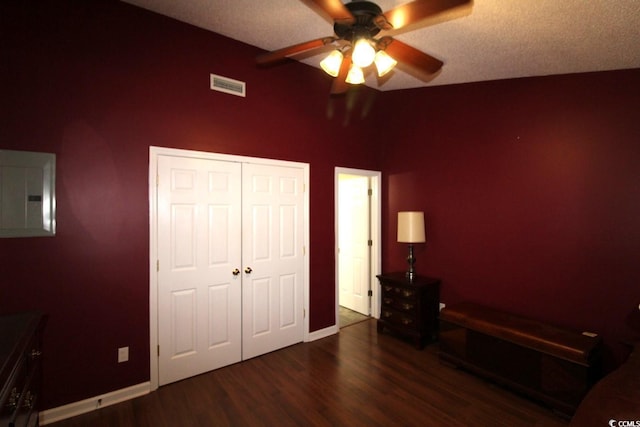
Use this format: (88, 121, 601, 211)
(376, 273, 440, 349)
(0, 313, 46, 427)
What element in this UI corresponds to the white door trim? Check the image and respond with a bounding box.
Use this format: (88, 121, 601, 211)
(149, 146, 310, 391)
(334, 167, 382, 327)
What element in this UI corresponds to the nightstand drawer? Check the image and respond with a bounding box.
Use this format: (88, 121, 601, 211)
(380, 308, 417, 328)
(382, 296, 418, 313)
(382, 284, 417, 299)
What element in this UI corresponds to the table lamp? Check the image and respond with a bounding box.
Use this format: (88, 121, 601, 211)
(397, 211, 426, 281)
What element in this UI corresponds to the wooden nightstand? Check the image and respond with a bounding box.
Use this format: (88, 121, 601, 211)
(376, 273, 441, 349)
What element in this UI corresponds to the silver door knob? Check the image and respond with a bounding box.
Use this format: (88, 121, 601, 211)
(244, 267, 253, 274)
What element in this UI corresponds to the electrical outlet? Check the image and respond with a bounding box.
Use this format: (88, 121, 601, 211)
(118, 346, 129, 363)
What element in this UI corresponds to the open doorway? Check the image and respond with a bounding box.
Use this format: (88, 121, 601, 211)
(335, 167, 381, 329)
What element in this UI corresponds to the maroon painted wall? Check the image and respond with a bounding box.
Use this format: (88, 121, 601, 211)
(380, 71, 640, 368)
(0, 1, 380, 408)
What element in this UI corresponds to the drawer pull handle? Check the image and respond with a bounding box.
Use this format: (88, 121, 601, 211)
(402, 290, 414, 297)
(23, 391, 34, 409)
(384, 285, 393, 292)
(7, 387, 19, 410)
(402, 303, 414, 311)
(401, 318, 414, 325)
(31, 349, 42, 359)
(382, 311, 392, 318)
(383, 298, 393, 305)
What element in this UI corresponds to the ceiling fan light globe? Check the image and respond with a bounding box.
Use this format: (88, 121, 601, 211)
(320, 50, 344, 77)
(352, 38, 375, 68)
(374, 50, 397, 77)
(345, 65, 365, 84)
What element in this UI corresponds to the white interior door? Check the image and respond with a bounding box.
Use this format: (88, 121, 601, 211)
(241, 163, 305, 359)
(157, 155, 242, 385)
(338, 174, 371, 315)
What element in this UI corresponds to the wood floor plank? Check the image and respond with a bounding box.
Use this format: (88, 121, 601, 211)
(49, 320, 568, 426)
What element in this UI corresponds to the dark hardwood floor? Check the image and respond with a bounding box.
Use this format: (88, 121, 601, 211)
(49, 319, 568, 426)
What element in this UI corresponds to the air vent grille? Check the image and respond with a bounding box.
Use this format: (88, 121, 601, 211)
(210, 74, 246, 97)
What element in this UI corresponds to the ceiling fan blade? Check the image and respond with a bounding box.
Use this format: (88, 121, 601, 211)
(381, 0, 471, 30)
(307, 0, 355, 25)
(377, 37, 443, 80)
(256, 37, 336, 65)
(330, 54, 352, 96)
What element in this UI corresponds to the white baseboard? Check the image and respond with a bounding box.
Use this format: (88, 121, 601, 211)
(39, 382, 151, 425)
(306, 324, 338, 342)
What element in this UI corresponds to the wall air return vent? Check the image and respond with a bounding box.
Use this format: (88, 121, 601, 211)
(210, 74, 246, 97)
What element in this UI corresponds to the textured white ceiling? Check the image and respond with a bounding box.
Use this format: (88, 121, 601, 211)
(122, 0, 640, 91)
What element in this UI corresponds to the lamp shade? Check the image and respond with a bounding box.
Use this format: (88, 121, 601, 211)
(320, 50, 343, 77)
(397, 211, 426, 243)
(352, 38, 376, 68)
(374, 50, 397, 77)
(345, 64, 365, 84)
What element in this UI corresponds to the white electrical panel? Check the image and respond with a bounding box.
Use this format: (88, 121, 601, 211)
(0, 149, 56, 237)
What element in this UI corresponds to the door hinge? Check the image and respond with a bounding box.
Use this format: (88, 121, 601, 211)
(303, 309, 306, 318)
(368, 188, 372, 196)
(157, 345, 160, 357)
(368, 290, 373, 297)
(368, 239, 373, 247)
(303, 246, 306, 256)
(157, 260, 159, 272)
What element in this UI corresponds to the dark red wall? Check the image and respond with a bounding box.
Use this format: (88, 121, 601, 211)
(380, 71, 640, 367)
(0, 1, 380, 408)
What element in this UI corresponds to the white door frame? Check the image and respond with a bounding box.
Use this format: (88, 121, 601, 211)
(149, 146, 310, 391)
(334, 167, 382, 326)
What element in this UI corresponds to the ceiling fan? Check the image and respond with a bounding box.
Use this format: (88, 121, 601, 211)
(256, 0, 472, 95)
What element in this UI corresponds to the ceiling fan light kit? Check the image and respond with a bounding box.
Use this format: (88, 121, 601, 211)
(320, 39, 396, 81)
(256, 0, 472, 95)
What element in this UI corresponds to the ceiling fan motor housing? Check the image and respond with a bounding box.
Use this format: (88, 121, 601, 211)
(333, 1, 383, 41)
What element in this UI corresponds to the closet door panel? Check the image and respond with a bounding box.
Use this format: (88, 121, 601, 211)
(158, 156, 242, 385)
(242, 163, 305, 359)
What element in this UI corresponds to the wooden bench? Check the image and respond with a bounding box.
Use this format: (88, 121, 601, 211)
(439, 302, 603, 416)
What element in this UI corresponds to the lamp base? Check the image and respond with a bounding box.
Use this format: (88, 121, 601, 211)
(406, 243, 416, 281)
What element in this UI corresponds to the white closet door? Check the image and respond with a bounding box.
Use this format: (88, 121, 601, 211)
(157, 155, 242, 385)
(241, 163, 305, 359)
